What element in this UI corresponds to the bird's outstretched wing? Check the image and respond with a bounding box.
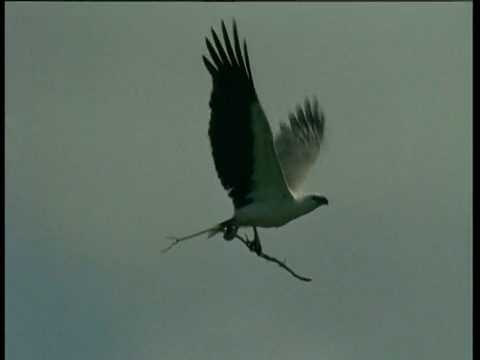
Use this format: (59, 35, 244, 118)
(274, 98, 325, 193)
(203, 20, 292, 209)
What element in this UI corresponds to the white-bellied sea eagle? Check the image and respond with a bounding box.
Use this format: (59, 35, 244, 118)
(166, 20, 328, 257)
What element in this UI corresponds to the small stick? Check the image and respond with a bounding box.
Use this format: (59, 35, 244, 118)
(163, 228, 312, 282)
(161, 228, 213, 254)
(234, 233, 312, 282)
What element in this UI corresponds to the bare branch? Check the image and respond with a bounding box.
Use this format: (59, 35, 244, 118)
(234, 234, 312, 282)
(163, 229, 312, 282)
(161, 228, 214, 253)
(161, 237, 183, 254)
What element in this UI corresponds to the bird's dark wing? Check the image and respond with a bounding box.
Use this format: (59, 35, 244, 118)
(203, 20, 291, 209)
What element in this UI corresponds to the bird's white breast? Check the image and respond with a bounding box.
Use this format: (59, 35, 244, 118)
(233, 197, 314, 228)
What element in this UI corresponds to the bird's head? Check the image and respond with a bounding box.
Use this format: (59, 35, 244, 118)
(309, 194, 329, 208)
(298, 193, 328, 216)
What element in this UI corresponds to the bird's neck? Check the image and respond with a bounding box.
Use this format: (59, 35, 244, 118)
(294, 195, 317, 215)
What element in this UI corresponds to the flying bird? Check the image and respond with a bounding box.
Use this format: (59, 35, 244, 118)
(168, 20, 328, 254)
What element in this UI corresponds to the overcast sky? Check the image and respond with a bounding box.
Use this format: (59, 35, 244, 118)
(6, 3, 472, 360)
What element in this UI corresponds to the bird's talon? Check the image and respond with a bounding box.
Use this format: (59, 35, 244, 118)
(246, 238, 262, 255)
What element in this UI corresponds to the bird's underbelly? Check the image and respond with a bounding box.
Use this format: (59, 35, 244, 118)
(233, 201, 304, 228)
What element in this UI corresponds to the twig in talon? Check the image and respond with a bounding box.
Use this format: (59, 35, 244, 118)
(161, 223, 231, 253)
(234, 234, 312, 282)
(260, 252, 312, 282)
(161, 237, 181, 254)
(235, 233, 249, 247)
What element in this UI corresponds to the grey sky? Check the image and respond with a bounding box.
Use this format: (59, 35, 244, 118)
(6, 3, 472, 360)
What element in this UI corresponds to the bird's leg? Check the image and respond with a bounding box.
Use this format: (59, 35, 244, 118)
(245, 226, 263, 255)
